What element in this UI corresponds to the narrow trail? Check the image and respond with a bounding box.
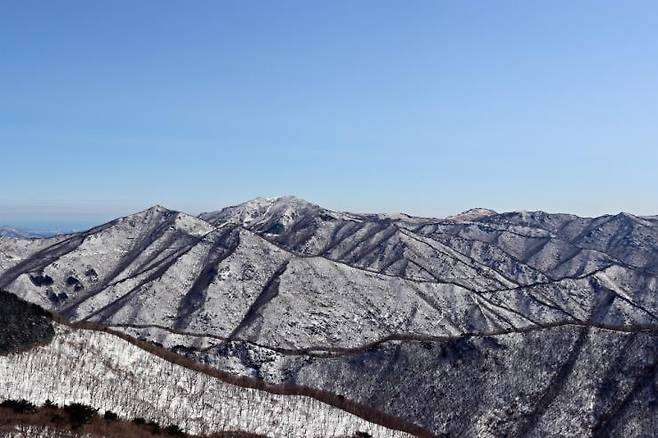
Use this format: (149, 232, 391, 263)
(106, 320, 658, 358)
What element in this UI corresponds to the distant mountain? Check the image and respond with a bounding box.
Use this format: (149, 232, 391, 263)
(446, 207, 497, 222)
(0, 226, 47, 239)
(1, 197, 657, 437)
(0, 225, 76, 239)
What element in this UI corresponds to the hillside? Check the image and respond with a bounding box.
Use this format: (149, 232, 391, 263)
(0, 295, 417, 437)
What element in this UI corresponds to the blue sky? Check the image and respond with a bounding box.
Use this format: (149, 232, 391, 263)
(1, 1, 657, 229)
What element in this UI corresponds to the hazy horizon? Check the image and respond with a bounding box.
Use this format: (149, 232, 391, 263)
(1, 194, 657, 234)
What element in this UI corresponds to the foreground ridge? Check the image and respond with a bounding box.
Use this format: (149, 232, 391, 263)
(0, 293, 428, 437)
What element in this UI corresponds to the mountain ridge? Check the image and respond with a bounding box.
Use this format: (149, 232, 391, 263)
(1, 196, 657, 437)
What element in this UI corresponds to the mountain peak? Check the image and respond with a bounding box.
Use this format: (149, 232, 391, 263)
(199, 196, 324, 227)
(613, 211, 657, 228)
(617, 211, 637, 219)
(250, 195, 317, 208)
(116, 205, 177, 223)
(145, 204, 172, 213)
(446, 208, 497, 222)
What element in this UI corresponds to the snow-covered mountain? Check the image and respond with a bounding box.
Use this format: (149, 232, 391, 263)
(0, 226, 53, 239)
(0, 226, 30, 239)
(1, 196, 657, 437)
(445, 207, 498, 222)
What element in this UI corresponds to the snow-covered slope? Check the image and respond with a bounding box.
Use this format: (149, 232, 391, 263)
(0, 324, 412, 437)
(0, 235, 69, 272)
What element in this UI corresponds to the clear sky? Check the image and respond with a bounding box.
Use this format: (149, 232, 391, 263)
(2, 1, 657, 229)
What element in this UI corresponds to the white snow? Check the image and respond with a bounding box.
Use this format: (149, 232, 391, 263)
(0, 325, 410, 438)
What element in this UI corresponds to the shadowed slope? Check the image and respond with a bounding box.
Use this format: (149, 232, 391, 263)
(0, 290, 54, 355)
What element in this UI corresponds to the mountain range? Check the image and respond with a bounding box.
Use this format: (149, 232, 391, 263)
(1, 196, 657, 437)
(0, 226, 58, 239)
